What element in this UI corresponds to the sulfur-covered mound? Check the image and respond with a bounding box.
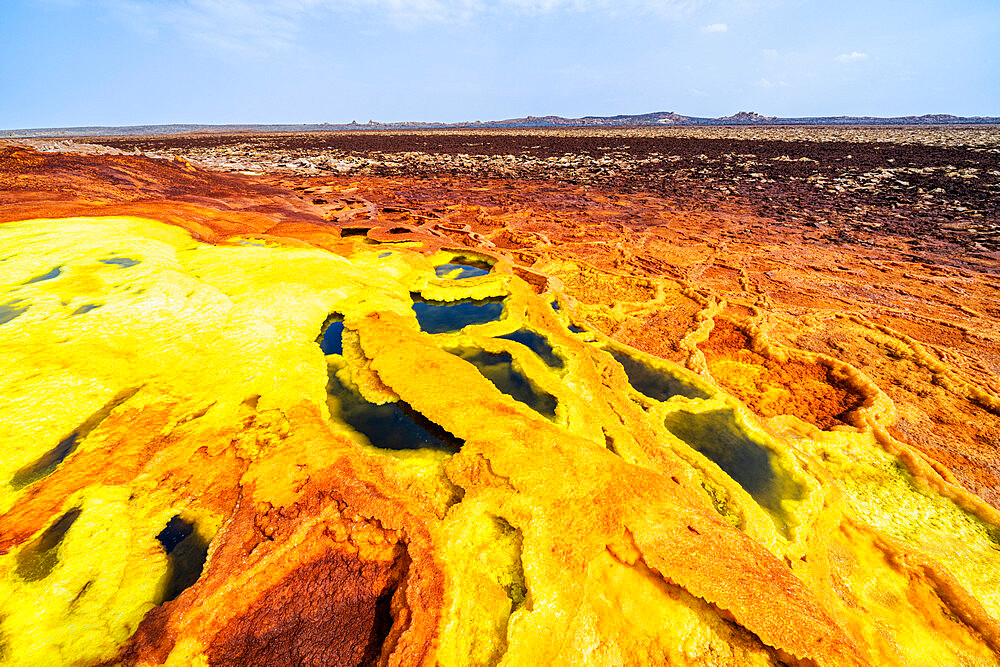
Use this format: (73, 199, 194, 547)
(1, 144, 1000, 666)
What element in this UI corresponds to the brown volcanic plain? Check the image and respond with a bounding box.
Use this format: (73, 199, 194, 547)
(1, 127, 1000, 665)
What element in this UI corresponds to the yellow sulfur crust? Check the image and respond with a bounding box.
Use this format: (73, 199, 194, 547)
(0, 210, 998, 666)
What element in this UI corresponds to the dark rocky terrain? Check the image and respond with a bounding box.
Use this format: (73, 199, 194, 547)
(90, 127, 1000, 254)
(6, 110, 998, 138)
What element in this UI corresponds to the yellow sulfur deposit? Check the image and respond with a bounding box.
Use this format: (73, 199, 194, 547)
(1, 212, 998, 665)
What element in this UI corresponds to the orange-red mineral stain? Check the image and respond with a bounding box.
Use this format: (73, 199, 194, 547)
(2, 141, 1000, 666)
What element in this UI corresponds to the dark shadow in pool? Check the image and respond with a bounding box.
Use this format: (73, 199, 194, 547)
(317, 314, 345, 355)
(156, 516, 210, 602)
(497, 329, 563, 369)
(16, 508, 82, 582)
(327, 368, 463, 452)
(663, 409, 801, 534)
(411, 294, 505, 334)
(609, 349, 708, 401)
(448, 348, 557, 419)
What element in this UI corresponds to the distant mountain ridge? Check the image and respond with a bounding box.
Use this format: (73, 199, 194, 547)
(5, 111, 999, 137)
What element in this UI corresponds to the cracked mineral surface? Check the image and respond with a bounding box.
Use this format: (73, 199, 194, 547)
(1, 129, 1000, 666)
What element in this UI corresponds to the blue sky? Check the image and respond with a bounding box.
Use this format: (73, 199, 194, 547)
(2, 0, 998, 128)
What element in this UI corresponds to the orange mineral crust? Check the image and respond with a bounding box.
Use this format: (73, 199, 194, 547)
(1, 140, 1000, 666)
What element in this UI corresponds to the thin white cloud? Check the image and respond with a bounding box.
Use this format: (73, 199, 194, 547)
(836, 51, 868, 63)
(99, 0, 728, 55)
(104, 0, 318, 55)
(754, 77, 788, 89)
(761, 48, 778, 57)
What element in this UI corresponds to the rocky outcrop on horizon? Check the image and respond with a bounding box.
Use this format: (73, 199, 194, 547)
(5, 110, 999, 138)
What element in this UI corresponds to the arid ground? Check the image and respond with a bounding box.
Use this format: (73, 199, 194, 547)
(2, 127, 1000, 665)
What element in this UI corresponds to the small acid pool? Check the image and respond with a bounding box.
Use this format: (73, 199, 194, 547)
(156, 516, 211, 602)
(608, 349, 709, 401)
(24, 266, 62, 284)
(327, 368, 462, 452)
(71, 304, 101, 316)
(663, 408, 803, 534)
(411, 294, 505, 334)
(448, 347, 557, 419)
(496, 329, 563, 369)
(318, 315, 345, 355)
(0, 301, 29, 326)
(10, 387, 142, 490)
(100, 257, 140, 268)
(10, 432, 79, 490)
(435, 260, 492, 280)
(16, 508, 81, 582)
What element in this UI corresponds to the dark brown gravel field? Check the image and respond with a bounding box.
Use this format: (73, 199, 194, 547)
(88, 127, 1000, 254)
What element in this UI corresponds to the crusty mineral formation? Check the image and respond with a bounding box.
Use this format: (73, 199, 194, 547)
(1, 141, 999, 665)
